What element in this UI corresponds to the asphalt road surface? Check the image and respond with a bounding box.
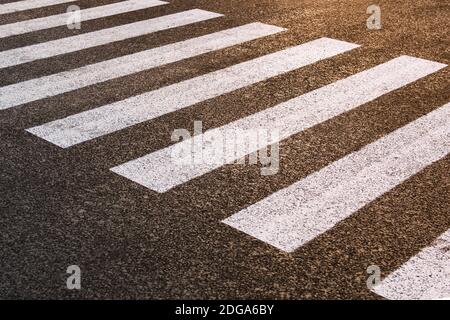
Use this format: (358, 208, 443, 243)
(0, 0, 449, 300)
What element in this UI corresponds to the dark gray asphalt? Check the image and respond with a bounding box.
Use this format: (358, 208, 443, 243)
(0, 0, 449, 299)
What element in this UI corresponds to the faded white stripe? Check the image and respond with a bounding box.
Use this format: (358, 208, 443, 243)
(109, 56, 446, 193)
(0, 9, 223, 69)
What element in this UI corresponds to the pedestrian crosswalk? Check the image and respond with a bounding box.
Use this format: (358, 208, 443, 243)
(1, 0, 448, 300)
(1, 22, 283, 110)
(373, 228, 450, 300)
(27, 37, 357, 147)
(223, 102, 450, 252)
(0, 0, 76, 15)
(110, 56, 446, 193)
(0, 0, 167, 39)
(0, 9, 223, 69)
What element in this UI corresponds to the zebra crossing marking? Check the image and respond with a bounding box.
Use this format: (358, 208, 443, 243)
(4, 2, 448, 289)
(0, 9, 223, 69)
(0, 0, 76, 15)
(0, 0, 167, 39)
(2, 22, 285, 110)
(223, 102, 450, 252)
(373, 228, 450, 300)
(108, 56, 446, 193)
(26, 37, 357, 146)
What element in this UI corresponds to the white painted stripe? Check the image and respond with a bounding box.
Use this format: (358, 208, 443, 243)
(26, 37, 358, 145)
(373, 228, 450, 300)
(2, 23, 285, 110)
(0, 0, 75, 15)
(109, 56, 446, 193)
(0, 9, 223, 69)
(222, 102, 450, 252)
(0, 0, 167, 39)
